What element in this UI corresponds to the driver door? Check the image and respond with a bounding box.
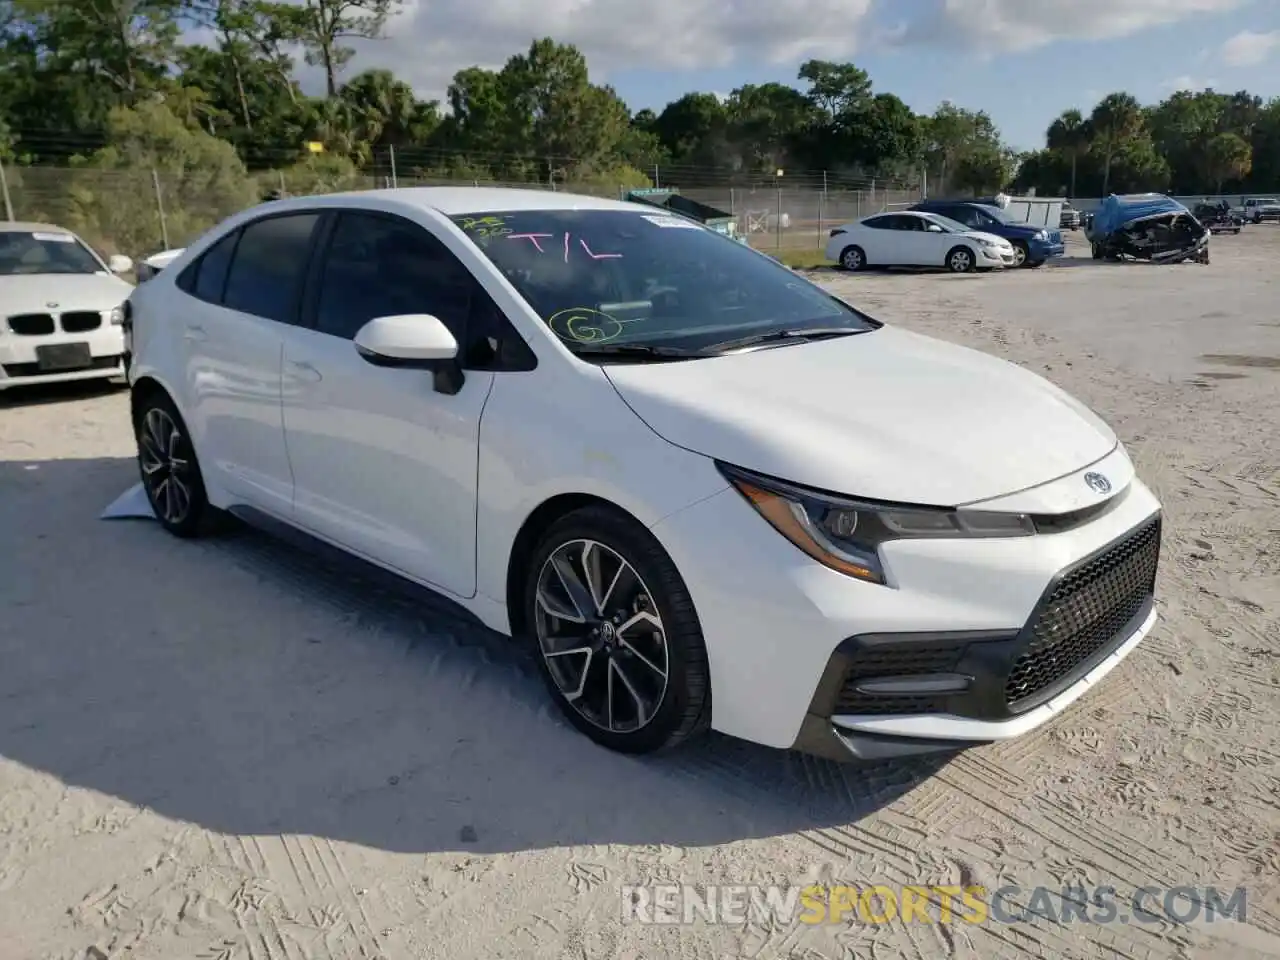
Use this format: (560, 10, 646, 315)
(894, 215, 933, 264)
(278, 210, 495, 598)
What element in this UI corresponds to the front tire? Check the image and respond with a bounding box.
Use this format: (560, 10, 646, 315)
(946, 246, 975, 273)
(134, 391, 213, 538)
(523, 506, 710, 754)
(1011, 241, 1029, 268)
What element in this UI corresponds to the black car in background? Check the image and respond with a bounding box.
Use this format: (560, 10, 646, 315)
(1193, 201, 1243, 235)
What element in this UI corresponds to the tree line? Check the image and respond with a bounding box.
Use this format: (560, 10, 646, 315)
(0, 0, 1274, 220)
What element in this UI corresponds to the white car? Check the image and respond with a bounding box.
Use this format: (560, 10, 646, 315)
(136, 247, 186, 283)
(0, 222, 134, 390)
(1240, 198, 1280, 224)
(127, 188, 1162, 761)
(826, 211, 1016, 272)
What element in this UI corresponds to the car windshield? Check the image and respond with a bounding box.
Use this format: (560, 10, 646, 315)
(0, 230, 106, 276)
(453, 209, 877, 353)
(919, 213, 970, 233)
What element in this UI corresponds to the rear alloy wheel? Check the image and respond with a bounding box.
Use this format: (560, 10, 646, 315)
(839, 245, 866, 271)
(1011, 241, 1029, 267)
(135, 393, 212, 538)
(947, 246, 975, 273)
(525, 507, 710, 754)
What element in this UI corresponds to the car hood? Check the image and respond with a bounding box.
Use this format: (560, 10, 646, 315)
(0, 272, 133, 314)
(604, 326, 1118, 506)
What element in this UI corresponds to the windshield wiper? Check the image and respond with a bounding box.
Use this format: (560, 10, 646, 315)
(705, 327, 866, 354)
(569, 342, 710, 361)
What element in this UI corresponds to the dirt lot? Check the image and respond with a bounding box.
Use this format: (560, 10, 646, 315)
(2, 231, 1278, 960)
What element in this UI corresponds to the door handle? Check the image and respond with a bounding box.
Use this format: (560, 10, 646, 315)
(289, 360, 322, 382)
(183, 324, 207, 342)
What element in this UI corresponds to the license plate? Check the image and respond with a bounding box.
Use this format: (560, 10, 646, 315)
(35, 342, 93, 371)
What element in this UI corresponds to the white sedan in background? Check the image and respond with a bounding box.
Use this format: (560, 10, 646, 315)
(826, 210, 1016, 273)
(0, 222, 133, 390)
(136, 247, 186, 283)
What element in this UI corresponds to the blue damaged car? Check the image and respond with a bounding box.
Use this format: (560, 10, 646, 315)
(909, 199, 1066, 268)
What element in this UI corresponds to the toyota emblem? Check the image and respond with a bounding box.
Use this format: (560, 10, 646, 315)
(1084, 472, 1112, 495)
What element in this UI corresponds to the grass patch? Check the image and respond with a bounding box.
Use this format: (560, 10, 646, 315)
(755, 246, 834, 270)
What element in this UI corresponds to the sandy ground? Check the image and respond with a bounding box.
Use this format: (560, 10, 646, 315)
(1, 230, 1278, 960)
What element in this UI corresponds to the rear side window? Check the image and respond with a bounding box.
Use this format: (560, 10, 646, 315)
(222, 214, 320, 323)
(191, 231, 239, 302)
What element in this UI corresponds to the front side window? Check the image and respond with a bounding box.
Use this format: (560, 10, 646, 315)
(453, 209, 876, 353)
(222, 213, 320, 323)
(0, 230, 106, 276)
(314, 212, 473, 343)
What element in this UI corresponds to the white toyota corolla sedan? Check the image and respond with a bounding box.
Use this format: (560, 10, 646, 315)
(825, 210, 1016, 272)
(126, 188, 1162, 761)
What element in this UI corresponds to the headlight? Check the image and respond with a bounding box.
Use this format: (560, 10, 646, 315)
(718, 463, 1034, 585)
(977, 238, 998, 249)
(1034, 229, 1048, 240)
(109, 305, 124, 325)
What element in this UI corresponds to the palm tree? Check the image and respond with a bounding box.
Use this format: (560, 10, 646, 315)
(1089, 93, 1143, 195)
(1046, 108, 1090, 198)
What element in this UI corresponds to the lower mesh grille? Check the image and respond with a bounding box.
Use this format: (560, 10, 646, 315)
(835, 641, 969, 715)
(1005, 517, 1160, 709)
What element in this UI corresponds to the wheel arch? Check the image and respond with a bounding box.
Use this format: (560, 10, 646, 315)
(504, 492, 651, 637)
(129, 374, 172, 427)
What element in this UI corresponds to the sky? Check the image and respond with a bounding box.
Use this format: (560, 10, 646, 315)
(325, 0, 1280, 153)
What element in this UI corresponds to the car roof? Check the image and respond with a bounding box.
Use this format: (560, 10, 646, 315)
(0, 221, 74, 234)
(266, 186, 647, 217)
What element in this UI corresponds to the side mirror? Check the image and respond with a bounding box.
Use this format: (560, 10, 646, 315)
(108, 254, 134, 274)
(353, 314, 464, 394)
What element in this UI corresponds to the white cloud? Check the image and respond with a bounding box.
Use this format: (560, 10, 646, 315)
(1161, 74, 1219, 91)
(348, 0, 874, 96)
(901, 0, 1248, 52)
(1220, 29, 1280, 67)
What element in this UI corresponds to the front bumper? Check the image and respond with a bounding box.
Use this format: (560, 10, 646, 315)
(1027, 238, 1066, 261)
(0, 323, 125, 389)
(649, 448, 1163, 756)
(977, 246, 1016, 267)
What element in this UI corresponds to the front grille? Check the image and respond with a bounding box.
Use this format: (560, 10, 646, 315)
(60, 311, 102, 332)
(7, 313, 55, 335)
(1005, 517, 1160, 709)
(835, 640, 969, 714)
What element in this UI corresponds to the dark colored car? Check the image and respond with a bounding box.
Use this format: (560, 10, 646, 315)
(1192, 202, 1242, 235)
(910, 200, 1066, 268)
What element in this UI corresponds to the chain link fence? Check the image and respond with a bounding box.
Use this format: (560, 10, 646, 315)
(0, 159, 925, 261)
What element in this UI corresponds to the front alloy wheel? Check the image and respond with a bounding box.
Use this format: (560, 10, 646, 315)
(1011, 241, 1028, 267)
(525, 507, 710, 754)
(948, 247, 975, 273)
(535, 539, 668, 734)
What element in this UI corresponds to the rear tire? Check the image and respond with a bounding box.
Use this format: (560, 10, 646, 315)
(946, 246, 975, 273)
(523, 506, 711, 755)
(839, 245, 866, 272)
(133, 390, 215, 538)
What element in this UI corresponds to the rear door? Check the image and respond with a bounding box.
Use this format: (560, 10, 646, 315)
(178, 212, 321, 514)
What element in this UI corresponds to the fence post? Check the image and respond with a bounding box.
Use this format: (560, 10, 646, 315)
(817, 190, 825, 250)
(0, 159, 13, 221)
(389, 144, 398, 188)
(278, 170, 287, 195)
(151, 168, 170, 250)
(729, 187, 735, 215)
(653, 164, 660, 189)
(775, 187, 783, 250)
